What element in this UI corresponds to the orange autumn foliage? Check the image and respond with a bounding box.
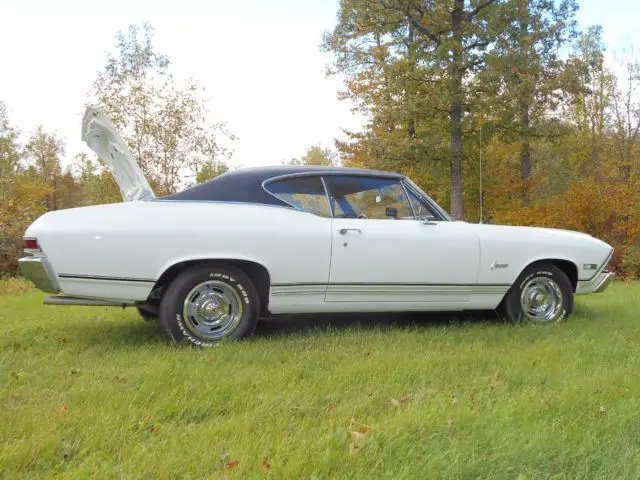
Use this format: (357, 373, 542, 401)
(492, 175, 639, 279)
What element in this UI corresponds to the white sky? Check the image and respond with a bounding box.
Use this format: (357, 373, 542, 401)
(1, 0, 638, 170)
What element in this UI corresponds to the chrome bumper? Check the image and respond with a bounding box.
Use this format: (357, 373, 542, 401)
(592, 271, 615, 293)
(18, 256, 60, 293)
(576, 248, 615, 295)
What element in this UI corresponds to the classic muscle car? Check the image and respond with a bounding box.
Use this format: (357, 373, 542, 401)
(18, 107, 615, 346)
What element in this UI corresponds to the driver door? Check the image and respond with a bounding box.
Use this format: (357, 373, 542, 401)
(324, 175, 479, 304)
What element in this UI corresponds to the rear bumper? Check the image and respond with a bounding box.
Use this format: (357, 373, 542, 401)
(18, 256, 60, 293)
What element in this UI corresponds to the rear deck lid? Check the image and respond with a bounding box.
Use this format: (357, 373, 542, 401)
(81, 106, 155, 202)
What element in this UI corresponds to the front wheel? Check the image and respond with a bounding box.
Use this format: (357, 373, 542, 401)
(159, 265, 260, 347)
(498, 263, 573, 325)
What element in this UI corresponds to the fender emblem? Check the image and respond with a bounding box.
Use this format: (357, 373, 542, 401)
(490, 261, 509, 270)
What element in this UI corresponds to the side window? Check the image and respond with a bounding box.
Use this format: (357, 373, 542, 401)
(265, 176, 331, 217)
(405, 186, 439, 220)
(325, 175, 413, 219)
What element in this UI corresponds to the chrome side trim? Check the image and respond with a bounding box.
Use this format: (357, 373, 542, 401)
(18, 256, 60, 293)
(272, 282, 511, 287)
(263, 171, 403, 185)
(58, 274, 156, 283)
(259, 172, 453, 222)
(271, 283, 509, 297)
(326, 284, 510, 295)
(154, 199, 297, 211)
(271, 284, 328, 297)
(43, 295, 134, 306)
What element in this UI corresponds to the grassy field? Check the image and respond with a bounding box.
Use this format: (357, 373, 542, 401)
(1, 278, 640, 479)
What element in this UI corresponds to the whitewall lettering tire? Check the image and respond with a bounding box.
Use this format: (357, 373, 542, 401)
(499, 263, 573, 325)
(159, 265, 259, 346)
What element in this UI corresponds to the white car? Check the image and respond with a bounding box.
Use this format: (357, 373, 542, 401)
(18, 107, 615, 346)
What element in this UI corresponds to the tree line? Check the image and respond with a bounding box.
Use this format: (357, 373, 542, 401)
(0, 24, 233, 272)
(323, 0, 639, 278)
(0, 23, 338, 274)
(1, 5, 639, 278)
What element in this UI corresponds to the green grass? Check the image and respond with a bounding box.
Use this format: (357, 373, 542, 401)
(1, 280, 640, 479)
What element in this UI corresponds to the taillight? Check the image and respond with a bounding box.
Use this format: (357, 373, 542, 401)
(24, 237, 41, 253)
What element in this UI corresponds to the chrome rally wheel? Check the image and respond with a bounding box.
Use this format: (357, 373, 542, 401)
(519, 276, 564, 324)
(182, 280, 244, 340)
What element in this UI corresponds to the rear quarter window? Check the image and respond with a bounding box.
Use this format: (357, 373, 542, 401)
(265, 176, 331, 217)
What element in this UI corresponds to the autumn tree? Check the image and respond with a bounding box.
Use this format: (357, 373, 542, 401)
(0, 102, 24, 267)
(565, 26, 615, 171)
(481, 0, 578, 202)
(71, 153, 122, 206)
(1, 16, 639, 278)
(90, 23, 234, 195)
(194, 160, 229, 184)
(24, 126, 64, 211)
(283, 145, 337, 166)
(0, 109, 52, 272)
(610, 48, 640, 181)
(325, 0, 513, 220)
(323, 5, 438, 173)
(0, 101, 21, 208)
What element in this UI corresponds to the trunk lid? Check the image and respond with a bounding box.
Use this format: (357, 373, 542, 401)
(81, 106, 155, 202)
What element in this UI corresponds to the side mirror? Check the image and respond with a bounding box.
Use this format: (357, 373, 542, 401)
(385, 207, 398, 218)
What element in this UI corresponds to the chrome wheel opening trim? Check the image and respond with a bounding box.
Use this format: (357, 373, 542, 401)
(520, 276, 563, 323)
(182, 280, 243, 340)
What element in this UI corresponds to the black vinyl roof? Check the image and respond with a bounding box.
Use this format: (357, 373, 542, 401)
(158, 165, 404, 206)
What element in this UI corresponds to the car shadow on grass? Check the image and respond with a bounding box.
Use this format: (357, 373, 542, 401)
(63, 316, 167, 348)
(63, 310, 501, 347)
(254, 310, 501, 339)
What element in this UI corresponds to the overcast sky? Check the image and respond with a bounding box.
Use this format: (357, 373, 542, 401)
(1, 0, 639, 170)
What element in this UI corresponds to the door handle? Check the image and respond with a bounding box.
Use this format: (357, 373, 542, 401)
(339, 228, 362, 235)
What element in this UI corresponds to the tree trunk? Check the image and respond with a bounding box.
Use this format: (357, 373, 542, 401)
(50, 177, 57, 211)
(520, 99, 531, 204)
(590, 125, 599, 168)
(519, 1, 532, 205)
(407, 25, 416, 140)
(450, 87, 464, 220)
(449, 0, 464, 220)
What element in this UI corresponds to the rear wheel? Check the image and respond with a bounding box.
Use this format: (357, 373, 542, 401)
(498, 262, 573, 325)
(159, 265, 259, 346)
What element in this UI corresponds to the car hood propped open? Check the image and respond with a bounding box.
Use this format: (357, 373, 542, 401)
(81, 107, 155, 202)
